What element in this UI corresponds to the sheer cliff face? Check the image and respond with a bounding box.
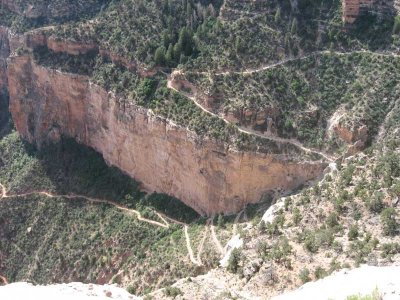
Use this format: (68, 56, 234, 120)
(0, 27, 9, 91)
(5, 51, 326, 215)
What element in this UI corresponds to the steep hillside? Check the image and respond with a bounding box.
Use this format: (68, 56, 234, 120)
(0, 131, 216, 294)
(0, 0, 399, 299)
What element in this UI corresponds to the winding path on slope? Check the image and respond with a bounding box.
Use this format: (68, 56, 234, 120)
(168, 50, 400, 163)
(184, 225, 201, 266)
(167, 75, 335, 161)
(0, 182, 207, 268)
(0, 183, 169, 228)
(210, 216, 225, 255)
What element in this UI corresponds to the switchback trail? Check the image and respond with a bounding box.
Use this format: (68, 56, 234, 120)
(167, 75, 335, 161)
(210, 216, 225, 255)
(0, 182, 210, 267)
(167, 49, 400, 163)
(184, 225, 201, 266)
(0, 182, 169, 228)
(197, 219, 211, 264)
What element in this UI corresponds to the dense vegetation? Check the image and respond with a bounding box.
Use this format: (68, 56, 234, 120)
(185, 52, 400, 148)
(0, 89, 11, 138)
(0, 131, 212, 295)
(0, 0, 109, 32)
(31, 46, 310, 157)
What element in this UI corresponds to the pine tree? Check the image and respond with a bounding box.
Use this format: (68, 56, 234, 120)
(274, 7, 281, 23)
(154, 47, 166, 66)
(291, 18, 298, 35)
(217, 214, 225, 228)
(165, 44, 174, 66)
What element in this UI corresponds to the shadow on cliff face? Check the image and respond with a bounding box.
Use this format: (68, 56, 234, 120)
(0, 133, 199, 223)
(0, 89, 11, 139)
(349, 12, 396, 50)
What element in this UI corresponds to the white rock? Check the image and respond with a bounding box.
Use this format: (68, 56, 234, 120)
(220, 234, 243, 267)
(0, 282, 141, 300)
(273, 265, 400, 300)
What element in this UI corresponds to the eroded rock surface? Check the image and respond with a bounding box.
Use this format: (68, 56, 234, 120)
(7, 53, 326, 215)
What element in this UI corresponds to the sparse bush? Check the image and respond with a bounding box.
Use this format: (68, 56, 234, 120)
(380, 208, 398, 236)
(348, 224, 359, 241)
(314, 266, 328, 279)
(227, 248, 242, 274)
(299, 268, 310, 283)
(164, 286, 183, 298)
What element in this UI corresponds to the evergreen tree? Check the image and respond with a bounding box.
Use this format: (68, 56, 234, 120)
(217, 214, 225, 228)
(274, 7, 281, 23)
(154, 47, 166, 66)
(165, 43, 174, 66)
(291, 18, 298, 34)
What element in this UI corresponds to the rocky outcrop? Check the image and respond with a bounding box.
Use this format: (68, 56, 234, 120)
(342, 0, 396, 23)
(5, 48, 327, 215)
(24, 30, 156, 77)
(0, 0, 106, 21)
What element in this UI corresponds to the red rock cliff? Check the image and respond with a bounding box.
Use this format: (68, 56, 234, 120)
(6, 54, 327, 215)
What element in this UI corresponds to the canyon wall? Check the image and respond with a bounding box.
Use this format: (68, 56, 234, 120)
(0, 27, 9, 90)
(4, 43, 327, 214)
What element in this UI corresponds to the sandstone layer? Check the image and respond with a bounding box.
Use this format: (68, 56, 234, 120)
(1, 29, 328, 215)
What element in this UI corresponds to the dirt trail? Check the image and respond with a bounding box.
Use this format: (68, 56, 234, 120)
(222, 210, 244, 253)
(1, 182, 208, 267)
(188, 50, 400, 77)
(167, 49, 400, 163)
(232, 210, 243, 236)
(184, 225, 201, 266)
(167, 75, 335, 161)
(0, 182, 169, 228)
(210, 217, 225, 256)
(196, 219, 211, 264)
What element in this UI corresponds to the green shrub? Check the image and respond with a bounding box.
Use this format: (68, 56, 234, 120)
(380, 208, 398, 236)
(227, 248, 242, 274)
(164, 286, 183, 298)
(314, 266, 328, 280)
(299, 268, 311, 283)
(348, 224, 359, 241)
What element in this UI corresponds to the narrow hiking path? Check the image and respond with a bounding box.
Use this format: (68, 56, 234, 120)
(167, 49, 400, 163)
(0, 182, 169, 228)
(167, 75, 335, 161)
(184, 50, 400, 77)
(1, 181, 207, 268)
(184, 225, 201, 266)
(210, 216, 225, 255)
(196, 219, 211, 264)
(223, 210, 244, 253)
(1, 182, 249, 266)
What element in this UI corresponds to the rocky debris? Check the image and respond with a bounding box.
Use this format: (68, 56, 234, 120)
(260, 265, 278, 286)
(243, 259, 262, 281)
